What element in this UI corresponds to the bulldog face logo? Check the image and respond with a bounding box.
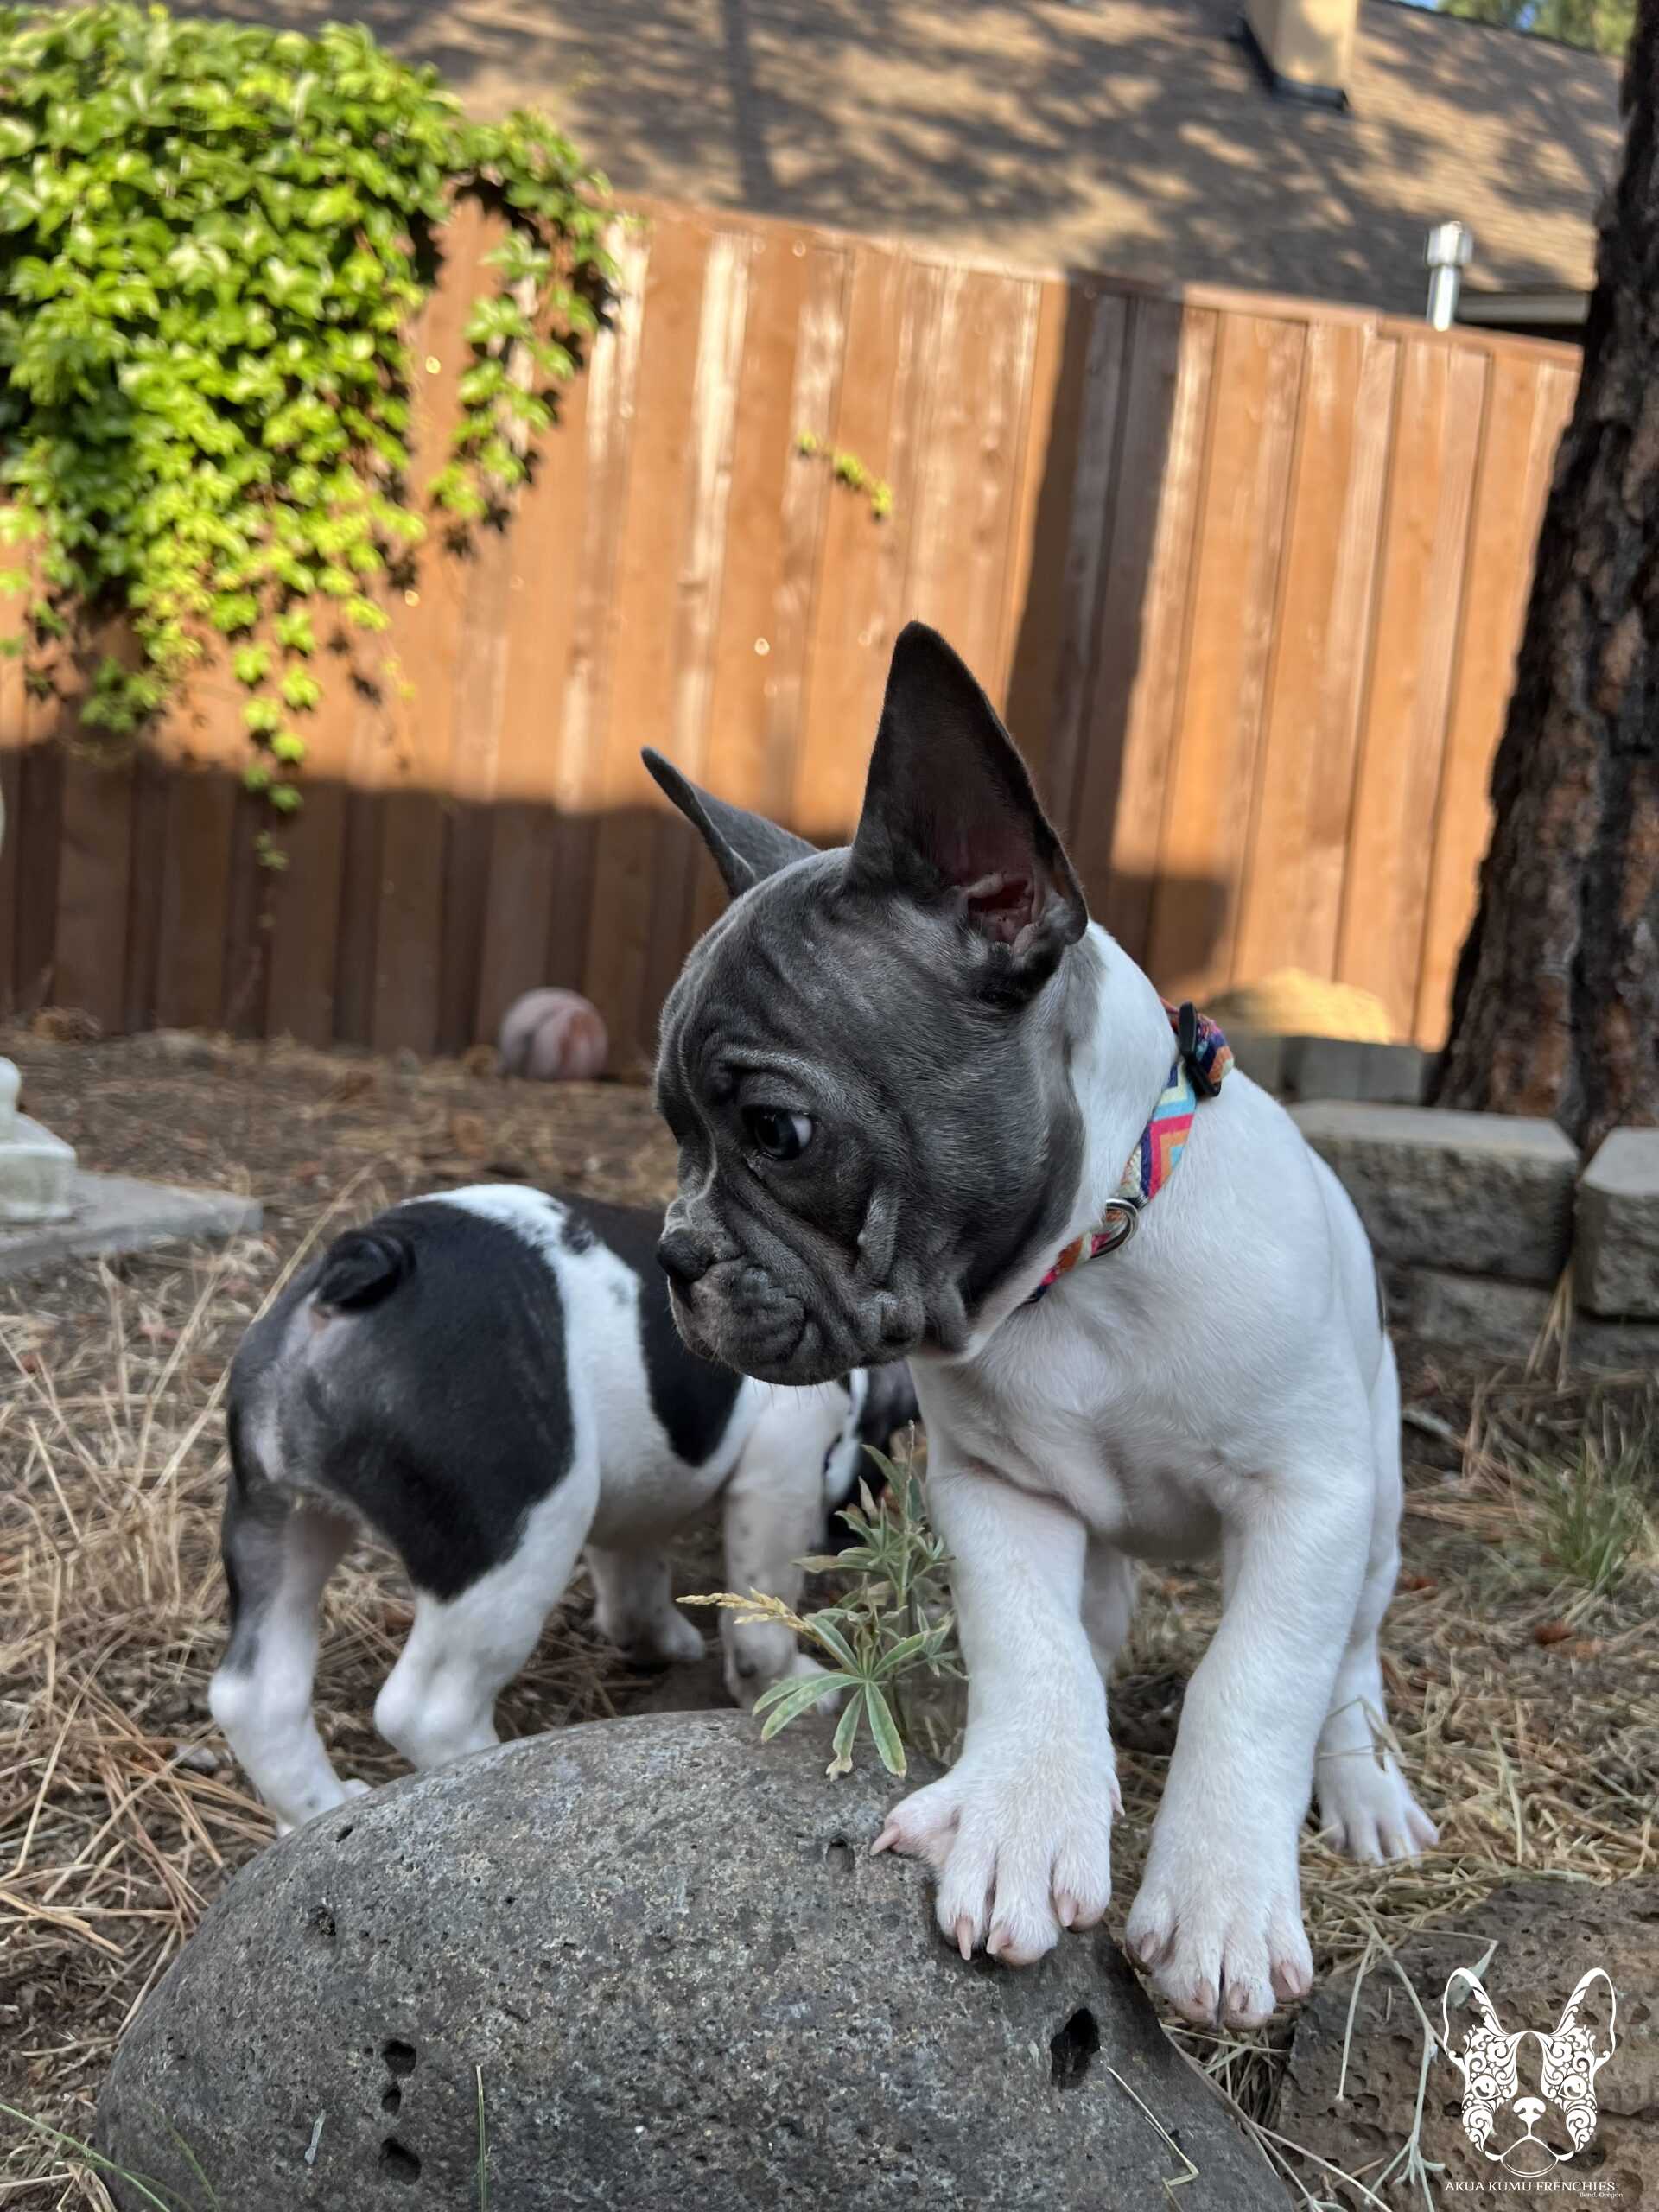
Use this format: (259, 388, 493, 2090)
(1440, 1965, 1618, 2177)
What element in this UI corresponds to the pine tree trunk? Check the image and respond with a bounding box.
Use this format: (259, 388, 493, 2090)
(1433, 3, 1659, 1152)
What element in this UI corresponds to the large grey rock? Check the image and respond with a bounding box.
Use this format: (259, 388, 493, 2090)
(1278, 1876, 1659, 2207)
(1387, 1264, 1659, 1368)
(1294, 1103, 1578, 1281)
(98, 1712, 1286, 2211)
(1578, 1129, 1659, 1319)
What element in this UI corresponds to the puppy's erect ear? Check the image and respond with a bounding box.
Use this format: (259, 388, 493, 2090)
(642, 751, 816, 899)
(847, 622, 1086, 996)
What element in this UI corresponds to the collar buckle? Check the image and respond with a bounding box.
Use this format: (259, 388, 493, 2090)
(1095, 1198, 1140, 1253)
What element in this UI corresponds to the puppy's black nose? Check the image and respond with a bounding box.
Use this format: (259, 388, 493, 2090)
(656, 1229, 711, 1291)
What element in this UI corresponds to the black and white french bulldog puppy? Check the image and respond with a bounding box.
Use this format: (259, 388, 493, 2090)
(644, 622, 1435, 2030)
(209, 1185, 913, 1836)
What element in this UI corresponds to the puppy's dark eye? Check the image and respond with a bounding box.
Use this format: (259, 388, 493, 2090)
(741, 1105, 814, 1160)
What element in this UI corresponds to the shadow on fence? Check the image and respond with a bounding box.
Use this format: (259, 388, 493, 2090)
(0, 751, 1228, 1075)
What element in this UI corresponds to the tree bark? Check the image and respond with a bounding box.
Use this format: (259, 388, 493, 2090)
(1433, 1, 1659, 1152)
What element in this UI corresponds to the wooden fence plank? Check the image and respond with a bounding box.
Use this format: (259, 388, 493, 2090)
(1075, 302, 1217, 965)
(536, 218, 652, 1007)
(1005, 285, 1126, 818)
(1065, 296, 1185, 890)
(903, 265, 1041, 707)
(54, 748, 134, 1033)
(366, 203, 491, 1057)
(264, 643, 358, 1046)
(640, 226, 757, 1029)
(683, 226, 832, 948)
(1000, 276, 1100, 807)
(580, 210, 715, 1070)
(472, 289, 600, 1046)
(1147, 312, 1305, 998)
(1412, 353, 1573, 1046)
(0, 537, 26, 1020)
(1297, 327, 1399, 982)
(791, 244, 931, 843)
(1339, 339, 1488, 1036)
(1234, 320, 1387, 984)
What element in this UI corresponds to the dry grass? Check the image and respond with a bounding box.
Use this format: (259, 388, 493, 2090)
(2, 1034, 1656, 2209)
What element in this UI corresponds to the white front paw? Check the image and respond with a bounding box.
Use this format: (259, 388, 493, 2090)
(874, 1747, 1120, 1967)
(1126, 1824, 1312, 2029)
(1316, 1751, 1438, 1865)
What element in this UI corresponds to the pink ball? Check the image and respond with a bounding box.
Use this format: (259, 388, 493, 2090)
(498, 988, 609, 1081)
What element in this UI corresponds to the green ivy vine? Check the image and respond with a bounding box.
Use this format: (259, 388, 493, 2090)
(0, 3, 613, 846)
(794, 430, 893, 520)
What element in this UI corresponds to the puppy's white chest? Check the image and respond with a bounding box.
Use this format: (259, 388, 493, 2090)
(923, 1307, 1226, 1560)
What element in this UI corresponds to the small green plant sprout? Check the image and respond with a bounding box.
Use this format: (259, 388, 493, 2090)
(792, 429, 893, 522)
(0, 1, 613, 852)
(683, 1435, 962, 1777)
(1529, 1411, 1656, 1597)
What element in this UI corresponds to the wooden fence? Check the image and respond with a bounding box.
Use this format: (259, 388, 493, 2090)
(0, 196, 1579, 1067)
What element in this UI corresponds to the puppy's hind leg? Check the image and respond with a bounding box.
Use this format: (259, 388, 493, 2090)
(373, 1459, 599, 1774)
(587, 1548, 706, 1667)
(1082, 1541, 1137, 1686)
(719, 1388, 846, 1709)
(208, 1456, 359, 1837)
(1313, 1340, 1438, 1864)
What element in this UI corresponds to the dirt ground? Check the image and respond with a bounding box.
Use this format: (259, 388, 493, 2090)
(2, 1025, 1656, 2206)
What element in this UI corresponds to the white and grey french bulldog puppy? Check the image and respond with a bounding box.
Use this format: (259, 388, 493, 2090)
(643, 622, 1436, 2030)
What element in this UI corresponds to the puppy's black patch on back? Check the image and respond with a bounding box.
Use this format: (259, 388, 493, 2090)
(295, 1201, 575, 1600)
(562, 1197, 744, 1465)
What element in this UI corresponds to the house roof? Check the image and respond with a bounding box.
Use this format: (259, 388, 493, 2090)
(283, 0, 1624, 316)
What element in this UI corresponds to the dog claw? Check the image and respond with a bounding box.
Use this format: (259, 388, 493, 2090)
(871, 1822, 899, 1856)
(1056, 1891, 1079, 1929)
(956, 1916, 976, 1961)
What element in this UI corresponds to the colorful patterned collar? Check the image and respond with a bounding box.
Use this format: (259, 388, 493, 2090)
(1027, 1001, 1233, 1304)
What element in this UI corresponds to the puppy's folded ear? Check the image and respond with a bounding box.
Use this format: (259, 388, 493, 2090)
(642, 751, 817, 898)
(847, 622, 1087, 998)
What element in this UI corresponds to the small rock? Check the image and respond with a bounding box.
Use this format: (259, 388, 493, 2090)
(1294, 1103, 1579, 1281)
(1577, 1128, 1659, 1320)
(1387, 1264, 1659, 1368)
(99, 1712, 1287, 2211)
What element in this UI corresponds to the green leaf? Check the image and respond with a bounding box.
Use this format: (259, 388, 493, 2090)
(280, 667, 322, 712)
(863, 1684, 906, 1776)
(827, 1694, 861, 1777)
(232, 643, 271, 686)
(804, 1612, 860, 1674)
(756, 1672, 845, 1740)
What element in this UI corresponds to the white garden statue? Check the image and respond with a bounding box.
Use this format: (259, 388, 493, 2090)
(0, 782, 78, 1223)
